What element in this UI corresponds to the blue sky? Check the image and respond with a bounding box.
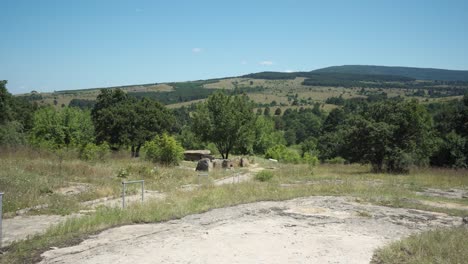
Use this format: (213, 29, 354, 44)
(1, 0, 467, 94)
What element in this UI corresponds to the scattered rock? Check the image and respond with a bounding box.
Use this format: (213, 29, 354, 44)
(240, 157, 250, 167)
(463, 217, 468, 225)
(212, 159, 224, 169)
(196, 158, 212, 171)
(222, 159, 234, 169)
(212, 159, 235, 169)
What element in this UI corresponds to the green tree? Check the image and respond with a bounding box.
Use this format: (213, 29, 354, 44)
(274, 108, 282, 115)
(92, 89, 174, 156)
(252, 116, 286, 154)
(341, 100, 435, 173)
(192, 92, 256, 159)
(30, 107, 94, 149)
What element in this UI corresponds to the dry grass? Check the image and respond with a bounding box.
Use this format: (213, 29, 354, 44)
(1, 151, 467, 263)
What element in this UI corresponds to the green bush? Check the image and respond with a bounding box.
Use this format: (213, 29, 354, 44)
(144, 133, 184, 165)
(255, 170, 274, 182)
(303, 152, 319, 166)
(80, 143, 110, 161)
(265, 144, 302, 164)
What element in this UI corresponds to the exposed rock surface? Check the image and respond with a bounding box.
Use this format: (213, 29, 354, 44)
(40, 196, 463, 264)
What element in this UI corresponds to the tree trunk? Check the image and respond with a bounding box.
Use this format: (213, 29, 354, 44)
(135, 144, 142, 158)
(131, 145, 135, 158)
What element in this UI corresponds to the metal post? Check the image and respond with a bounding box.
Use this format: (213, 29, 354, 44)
(0, 192, 3, 248)
(122, 183, 126, 208)
(121, 180, 144, 209)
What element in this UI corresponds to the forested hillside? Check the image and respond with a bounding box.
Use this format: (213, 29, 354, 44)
(314, 65, 468, 81)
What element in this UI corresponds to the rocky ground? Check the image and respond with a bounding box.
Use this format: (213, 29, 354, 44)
(39, 196, 464, 264)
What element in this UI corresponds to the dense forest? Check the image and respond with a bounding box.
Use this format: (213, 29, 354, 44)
(1, 79, 467, 172)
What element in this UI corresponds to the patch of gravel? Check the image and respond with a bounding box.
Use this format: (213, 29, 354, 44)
(39, 196, 463, 264)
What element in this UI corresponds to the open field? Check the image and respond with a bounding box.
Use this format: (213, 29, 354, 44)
(0, 148, 467, 263)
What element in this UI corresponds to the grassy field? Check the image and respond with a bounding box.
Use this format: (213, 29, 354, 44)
(0, 148, 467, 263)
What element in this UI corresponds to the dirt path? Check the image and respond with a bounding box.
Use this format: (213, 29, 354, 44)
(39, 196, 463, 264)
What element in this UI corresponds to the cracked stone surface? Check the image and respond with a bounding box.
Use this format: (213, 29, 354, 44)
(39, 196, 463, 264)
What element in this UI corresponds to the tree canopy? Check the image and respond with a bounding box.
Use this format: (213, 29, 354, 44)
(192, 92, 256, 159)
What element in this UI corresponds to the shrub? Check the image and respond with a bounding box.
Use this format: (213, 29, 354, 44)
(265, 144, 301, 164)
(80, 143, 110, 161)
(303, 152, 319, 166)
(144, 133, 184, 165)
(255, 170, 274, 182)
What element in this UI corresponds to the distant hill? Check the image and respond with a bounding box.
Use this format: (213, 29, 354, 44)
(313, 65, 468, 82)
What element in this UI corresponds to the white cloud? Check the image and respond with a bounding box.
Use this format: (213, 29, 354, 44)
(259, 61, 274, 66)
(192, 48, 203, 53)
(284, 70, 294, 73)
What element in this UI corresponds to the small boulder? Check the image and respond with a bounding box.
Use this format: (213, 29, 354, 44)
(196, 158, 212, 171)
(212, 159, 224, 169)
(240, 157, 250, 167)
(222, 159, 234, 169)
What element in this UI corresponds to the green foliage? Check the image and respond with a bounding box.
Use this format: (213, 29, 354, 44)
(314, 65, 468, 82)
(143, 133, 184, 165)
(68, 99, 95, 109)
(324, 157, 346, 164)
(192, 92, 256, 159)
(80, 143, 110, 162)
(303, 152, 319, 166)
(265, 145, 302, 164)
(252, 116, 286, 154)
(431, 131, 467, 168)
(0, 121, 27, 146)
(92, 89, 174, 156)
(254, 170, 274, 182)
(30, 107, 95, 149)
(340, 100, 435, 173)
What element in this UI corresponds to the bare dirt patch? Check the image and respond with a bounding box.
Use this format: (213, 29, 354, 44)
(39, 196, 463, 264)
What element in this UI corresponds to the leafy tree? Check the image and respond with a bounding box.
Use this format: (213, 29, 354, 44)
(263, 106, 271, 116)
(341, 100, 435, 173)
(92, 89, 174, 156)
(0, 121, 26, 146)
(0, 80, 12, 124)
(252, 116, 286, 154)
(30, 107, 94, 149)
(274, 108, 282, 115)
(192, 92, 256, 159)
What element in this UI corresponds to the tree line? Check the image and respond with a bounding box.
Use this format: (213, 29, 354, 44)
(1, 80, 467, 171)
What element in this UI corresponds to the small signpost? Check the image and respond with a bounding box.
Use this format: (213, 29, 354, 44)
(121, 180, 144, 208)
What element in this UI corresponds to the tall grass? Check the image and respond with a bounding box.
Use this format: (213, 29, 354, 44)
(371, 227, 468, 264)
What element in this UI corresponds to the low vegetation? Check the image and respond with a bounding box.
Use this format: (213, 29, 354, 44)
(372, 227, 468, 264)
